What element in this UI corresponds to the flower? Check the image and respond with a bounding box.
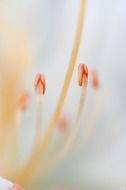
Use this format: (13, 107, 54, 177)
(0, 0, 99, 189)
(1, 0, 125, 189)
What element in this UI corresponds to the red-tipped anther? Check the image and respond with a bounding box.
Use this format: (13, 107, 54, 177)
(11, 184, 24, 190)
(91, 69, 99, 89)
(78, 64, 88, 87)
(34, 73, 46, 95)
(18, 91, 29, 111)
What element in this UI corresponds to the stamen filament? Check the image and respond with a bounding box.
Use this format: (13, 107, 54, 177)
(34, 73, 45, 143)
(66, 69, 100, 154)
(35, 95, 43, 143)
(73, 89, 101, 152)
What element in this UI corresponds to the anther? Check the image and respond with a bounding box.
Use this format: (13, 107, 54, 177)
(91, 69, 99, 89)
(18, 91, 29, 111)
(78, 64, 88, 87)
(34, 74, 46, 95)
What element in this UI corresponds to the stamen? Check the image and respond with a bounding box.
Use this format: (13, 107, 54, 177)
(72, 70, 100, 152)
(34, 74, 46, 95)
(76, 65, 88, 122)
(77, 64, 88, 119)
(9, 0, 86, 184)
(78, 64, 88, 87)
(34, 76, 45, 143)
(91, 69, 99, 89)
(18, 92, 29, 111)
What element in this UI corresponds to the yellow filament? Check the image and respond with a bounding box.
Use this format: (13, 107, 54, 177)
(10, 0, 86, 184)
(45, 0, 86, 140)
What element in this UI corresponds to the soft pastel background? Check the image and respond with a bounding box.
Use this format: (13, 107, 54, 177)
(0, 0, 126, 190)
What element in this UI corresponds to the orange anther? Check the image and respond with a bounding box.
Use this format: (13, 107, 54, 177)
(91, 69, 99, 89)
(34, 74, 46, 95)
(18, 92, 29, 111)
(78, 64, 88, 87)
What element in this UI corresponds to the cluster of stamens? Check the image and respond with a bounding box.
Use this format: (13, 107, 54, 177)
(0, 1, 100, 188)
(16, 64, 99, 181)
